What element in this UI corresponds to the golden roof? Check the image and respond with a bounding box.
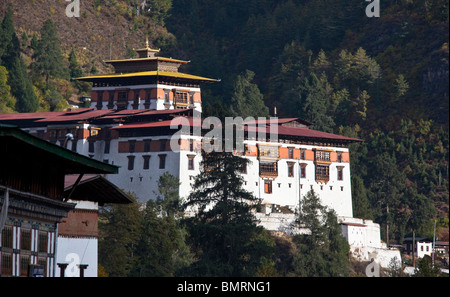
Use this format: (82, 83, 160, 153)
(76, 71, 218, 82)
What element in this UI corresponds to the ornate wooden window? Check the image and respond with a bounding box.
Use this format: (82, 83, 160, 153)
(260, 162, 278, 178)
(315, 165, 330, 183)
(314, 149, 331, 183)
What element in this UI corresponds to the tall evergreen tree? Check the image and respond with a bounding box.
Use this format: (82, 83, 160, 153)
(292, 190, 350, 276)
(302, 72, 335, 132)
(132, 198, 193, 276)
(68, 48, 83, 79)
(32, 19, 68, 84)
(98, 194, 142, 277)
(0, 66, 15, 113)
(183, 151, 274, 276)
(230, 70, 269, 118)
(0, 8, 38, 112)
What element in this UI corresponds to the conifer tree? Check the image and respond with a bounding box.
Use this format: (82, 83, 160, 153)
(68, 48, 83, 79)
(98, 193, 142, 277)
(292, 190, 350, 276)
(230, 70, 269, 118)
(0, 8, 38, 112)
(183, 150, 274, 276)
(0, 66, 15, 113)
(132, 174, 193, 277)
(302, 72, 335, 132)
(32, 19, 68, 85)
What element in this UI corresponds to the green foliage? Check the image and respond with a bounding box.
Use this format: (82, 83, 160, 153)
(230, 70, 269, 118)
(414, 255, 442, 277)
(292, 190, 350, 277)
(182, 151, 275, 276)
(99, 174, 193, 277)
(98, 193, 142, 277)
(32, 19, 68, 84)
(131, 199, 193, 277)
(0, 66, 15, 113)
(0, 8, 38, 112)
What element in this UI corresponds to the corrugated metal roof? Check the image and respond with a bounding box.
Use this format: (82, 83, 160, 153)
(35, 109, 115, 123)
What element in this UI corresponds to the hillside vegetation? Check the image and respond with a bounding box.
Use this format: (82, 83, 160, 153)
(0, 0, 448, 247)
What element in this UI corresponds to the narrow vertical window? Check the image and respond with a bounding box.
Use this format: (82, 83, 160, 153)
(300, 149, 306, 160)
(96, 90, 103, 110)
(144, 139, 151, 152)
(287, 162, 294, 177)
(300, 163, 307, 178)
(288, 147, 294, 159)
(104, 140, 110, 154)
(38, 231, 48, 253)
(143, 155, 150, 170)
(127, 155, 135, 170)
(264, 180, 273, 194)
(337, 166, 344, 181)
(20, 229, 31, 251)
(88, 140, 95, 153)
(337, 151, 343, 163)
(188, 155, 195, 170)
(159, 154, 166, 169)
(129, 140, 136, 153)
(160, 139, 167, 151)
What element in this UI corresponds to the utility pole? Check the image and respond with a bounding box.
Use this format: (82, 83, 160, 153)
(386, 203, 389, 248)
(412, 230, 415, 268)
(432, 219, 436, 267)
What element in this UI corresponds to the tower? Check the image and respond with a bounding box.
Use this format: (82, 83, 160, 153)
(77, 42, 217, 112)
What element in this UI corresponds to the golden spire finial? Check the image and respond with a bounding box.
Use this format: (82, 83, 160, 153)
(145, 35, 149, 48)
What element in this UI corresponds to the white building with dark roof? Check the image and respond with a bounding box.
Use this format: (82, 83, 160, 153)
(0, 43, 400, 267)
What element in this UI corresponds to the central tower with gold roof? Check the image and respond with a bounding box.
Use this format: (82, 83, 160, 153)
(78, 41, 217, 112)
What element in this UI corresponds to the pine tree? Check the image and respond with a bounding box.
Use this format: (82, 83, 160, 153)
(133, 198, 193, 277)
(292, 190, 350, 276)
(68, 48, 83, 79)
(32, 19, 68, 84)
(0, 66, 15, 113)
(183, 150, 273, 276)
(98, 193, 142, 277)
(230, 70, 269, 118)
(302, 72, 335, 132)
(0, 9, 38, 112)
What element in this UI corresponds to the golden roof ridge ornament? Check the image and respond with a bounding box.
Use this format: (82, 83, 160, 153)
(135, 36, 160, 58)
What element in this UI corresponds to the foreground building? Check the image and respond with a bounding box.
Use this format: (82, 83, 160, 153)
(0, 43, 400, 268)
(0, 125, 119, 277)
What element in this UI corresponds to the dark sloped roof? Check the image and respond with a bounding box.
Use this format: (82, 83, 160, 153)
(0, 125, 119, 174)
(64, 174, 133, 204)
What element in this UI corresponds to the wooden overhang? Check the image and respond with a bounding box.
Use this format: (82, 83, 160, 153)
(0, 124, 118, 176)
(64, 174, 133, 205)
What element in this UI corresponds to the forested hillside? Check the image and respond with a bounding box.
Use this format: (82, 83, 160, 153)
(165, 0, 449, 244)
(0, 0, 448, 245)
